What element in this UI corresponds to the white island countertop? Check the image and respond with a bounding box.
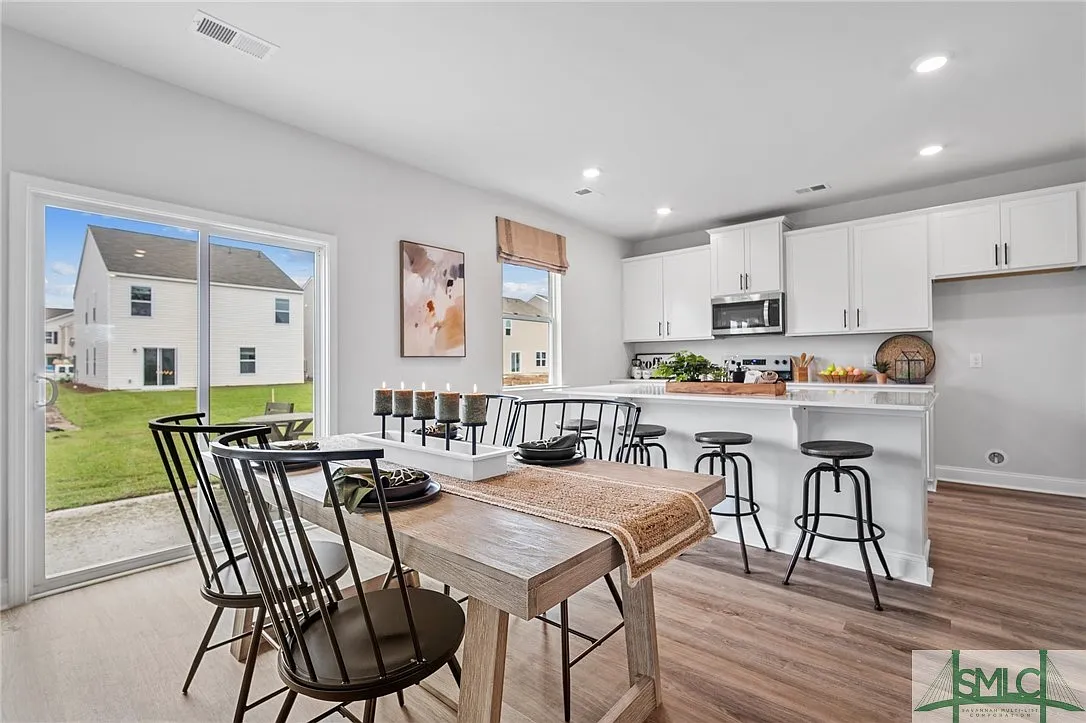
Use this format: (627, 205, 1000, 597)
(561, 382, 937, 413)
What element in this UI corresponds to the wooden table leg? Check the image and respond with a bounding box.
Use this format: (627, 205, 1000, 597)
(457, 597, 510, 723)
(598, 569, 661, 723)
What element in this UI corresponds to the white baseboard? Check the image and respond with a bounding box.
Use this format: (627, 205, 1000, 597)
(936, 465, 1086, 498)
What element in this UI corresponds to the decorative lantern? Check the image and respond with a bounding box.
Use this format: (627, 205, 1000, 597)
(895, 350, 926, 384)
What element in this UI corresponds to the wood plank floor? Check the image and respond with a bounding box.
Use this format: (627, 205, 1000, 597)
(3, 482, 1083, 722)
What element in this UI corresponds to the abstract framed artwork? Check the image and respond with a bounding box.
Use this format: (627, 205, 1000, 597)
(400, 240, 466, 357)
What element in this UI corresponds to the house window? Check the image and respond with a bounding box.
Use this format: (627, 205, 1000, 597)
(501, 263, 559, 387)
(131, 286, 152, 316)
(45, 331, 58, 344)
(92, 347, 97, 376)
(84, 349, 89, 375)
(275, 297, 290, 324)
(240, 347, 257, 375)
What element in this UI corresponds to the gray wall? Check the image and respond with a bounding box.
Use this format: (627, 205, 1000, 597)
(627, 160, 1086, 491)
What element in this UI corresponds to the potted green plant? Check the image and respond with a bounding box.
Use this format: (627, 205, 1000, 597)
(874, 360, 891, 385)
(651, 351, 719, 382)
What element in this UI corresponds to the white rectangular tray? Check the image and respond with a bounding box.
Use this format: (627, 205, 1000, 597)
(351, 430, 512, 482)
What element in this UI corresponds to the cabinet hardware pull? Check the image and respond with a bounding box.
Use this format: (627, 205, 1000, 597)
(658, 321, 662, 336)
(856, 308, 860, 327)
(667, 321, 671, 336)
(739, 273, 744, 291)
(995, 243, 999, 267)
(1004, 242, 1009, 266)
(745, 272, 750, 290)
(843, 309, 847, 329)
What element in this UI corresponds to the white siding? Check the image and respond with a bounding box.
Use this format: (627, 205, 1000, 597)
(44, 313, 73, 362)
(104, 275, 303, 389)
(72, 238, 110, 388)
(209, 285, 304, 387)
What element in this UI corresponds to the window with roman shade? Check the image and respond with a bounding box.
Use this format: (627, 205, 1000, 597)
(496, 217, 568, 274)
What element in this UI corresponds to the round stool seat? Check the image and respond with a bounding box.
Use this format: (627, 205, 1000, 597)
(558, 419, 598, 432)
(618, 423, 667, 438)
(800, 440, 873, 460)
(694, 431, 752, 446)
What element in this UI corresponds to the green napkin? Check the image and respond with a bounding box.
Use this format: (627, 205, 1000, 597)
(325, 466, 428, 513)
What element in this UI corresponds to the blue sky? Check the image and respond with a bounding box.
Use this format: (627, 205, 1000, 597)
(502, 263, 549, 300)
(44, 206, 314, 309)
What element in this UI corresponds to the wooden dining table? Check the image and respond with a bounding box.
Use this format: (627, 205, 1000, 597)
(237, 411, 314, 441)
(236, 445, 724, 722)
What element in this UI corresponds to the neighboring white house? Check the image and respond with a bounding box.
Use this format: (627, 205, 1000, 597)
(302, 276, 314, 381)
(502, 295, 551, 383)
(73, 226, 305, 390)
(44, 307, 74, 366)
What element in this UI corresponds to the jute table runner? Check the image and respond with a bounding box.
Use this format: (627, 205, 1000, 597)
(434, 466, 715, 582)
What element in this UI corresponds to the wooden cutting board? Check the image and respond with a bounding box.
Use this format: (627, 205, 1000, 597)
(665, 381, 787, 397)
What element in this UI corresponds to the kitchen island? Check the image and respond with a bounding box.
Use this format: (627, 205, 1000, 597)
(553, 382, 938, 585)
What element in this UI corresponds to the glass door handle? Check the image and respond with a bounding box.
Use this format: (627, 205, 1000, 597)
(34, 375, 59, 408)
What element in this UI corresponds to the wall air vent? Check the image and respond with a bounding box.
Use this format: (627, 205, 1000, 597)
(794, 183, 831, 195)
(190, 11, 279, 61)
(574, 187, 595, 196)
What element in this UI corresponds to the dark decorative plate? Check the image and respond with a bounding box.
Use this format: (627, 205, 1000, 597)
(875, 334, 936, 382)
(363, 475, 432, 502)
(516, 445, 579, 461)
(513, 452, 585, 467)
(353, 481, 442, 510)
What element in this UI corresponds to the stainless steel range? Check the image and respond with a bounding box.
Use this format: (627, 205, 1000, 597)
(740, 355, 793, 382)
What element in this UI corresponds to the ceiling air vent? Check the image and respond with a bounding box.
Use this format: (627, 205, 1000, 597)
(794, 183, 831, 195)
(190, 11, 279, 61)
(574, 187, 595, 196)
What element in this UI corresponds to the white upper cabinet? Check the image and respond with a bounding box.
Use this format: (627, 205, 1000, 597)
(709, 229, 745, 296)
(745, 222, 783, 294)
(852, 216, 931, 332)
(929, 203, 1001, 278)
(621, 247, 712, 342)
(708, 218, 788, 297)
(621, 256, 664, 342)
(785, 228, 851, 336)
(927, 186, 1081, 278)
(1001, 190, 1078, 271)
(662, 247, 713, 340)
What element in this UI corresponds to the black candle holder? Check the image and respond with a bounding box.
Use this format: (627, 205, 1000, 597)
(413, 415, 434, 446)
(460, 422, 487, 456)
(392, 412, 411, 442)
(436, 416, 460, 451)
(373, 411, 391, 439)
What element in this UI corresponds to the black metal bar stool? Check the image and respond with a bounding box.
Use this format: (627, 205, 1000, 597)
(557, 418, 603, 458)
(617, 423, 669, 467)
(693, 431, 770, 573)
(782, 440, 894, 610)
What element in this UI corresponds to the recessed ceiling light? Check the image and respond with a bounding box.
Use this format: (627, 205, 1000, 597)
(918, 144, 944, 157)
(912, 54, 948, 74)
(656, 207, 672, 216)
(582, 167, 601, 179)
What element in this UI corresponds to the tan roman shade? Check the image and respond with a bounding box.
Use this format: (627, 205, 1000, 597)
(496, 217, 568, 274)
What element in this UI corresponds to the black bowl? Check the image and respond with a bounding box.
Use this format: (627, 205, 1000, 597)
(516, 445, 578, 461)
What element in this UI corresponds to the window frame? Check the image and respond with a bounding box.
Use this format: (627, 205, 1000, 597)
(45, 331, 57, 344)
(535, 350, 547, 368)
(501, 264, 561, 390)
(239, 346, 257, 375)
(130, 285, 152, 317)
(509, 351, 521, 373)
(274, 297, 290, 324)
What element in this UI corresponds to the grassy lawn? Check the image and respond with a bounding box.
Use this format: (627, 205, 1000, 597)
(46, 382, 312, 511)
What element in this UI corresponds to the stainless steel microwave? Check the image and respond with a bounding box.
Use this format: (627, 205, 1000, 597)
(711, 291, 784, 336)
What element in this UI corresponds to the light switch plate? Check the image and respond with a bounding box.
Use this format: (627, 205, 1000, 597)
(863, 354, 874, 367)
(969, 353, 983, 369)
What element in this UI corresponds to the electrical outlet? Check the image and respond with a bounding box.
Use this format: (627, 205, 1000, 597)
(863, 354, 874, 367)
(969, 353, 983, 369)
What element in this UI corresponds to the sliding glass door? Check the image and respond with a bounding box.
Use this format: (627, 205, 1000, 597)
(6, 174, 334, 604)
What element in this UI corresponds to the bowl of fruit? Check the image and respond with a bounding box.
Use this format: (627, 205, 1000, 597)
(819, 364, 871, 384)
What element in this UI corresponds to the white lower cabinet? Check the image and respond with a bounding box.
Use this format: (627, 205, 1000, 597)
(621, 247, 712, 342)
(786, 218, 931, 336)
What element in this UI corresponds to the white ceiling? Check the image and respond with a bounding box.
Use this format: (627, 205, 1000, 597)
(4, 2, 1084, 240)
